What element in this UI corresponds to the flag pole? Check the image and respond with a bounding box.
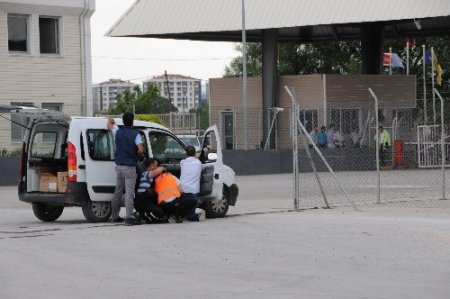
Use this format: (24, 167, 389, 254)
(431, 47, 436, 124)
(389, 47, 392, 75)
(422, 45, 427, 124)
(406, 41, 410, 75)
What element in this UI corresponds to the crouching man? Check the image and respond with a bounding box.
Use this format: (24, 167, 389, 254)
(134, 158, 167, 223)
(154, 169, 197, 223)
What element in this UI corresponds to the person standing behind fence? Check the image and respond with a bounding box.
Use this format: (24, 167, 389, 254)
(108, 113, 144, 226)
(374, 126, 391, 166)
(327, 124, 337, 148)
(180, 146, 203, 221)
(317, 126, 327, 148)
(308, 127, 318, 148)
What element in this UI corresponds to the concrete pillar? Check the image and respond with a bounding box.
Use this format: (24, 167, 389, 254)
(361, 23, 385, 74)
(262, 29, 278, 149)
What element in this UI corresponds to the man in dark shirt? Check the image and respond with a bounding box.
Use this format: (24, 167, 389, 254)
(108, 113, 144, 226)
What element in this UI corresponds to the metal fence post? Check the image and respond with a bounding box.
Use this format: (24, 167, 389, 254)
(434, 88, 447, 200)
(369, 88, 381, 204)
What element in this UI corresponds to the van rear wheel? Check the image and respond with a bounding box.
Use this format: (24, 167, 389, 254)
(82, 200, 112, 223)
(32, 203, 64, 222)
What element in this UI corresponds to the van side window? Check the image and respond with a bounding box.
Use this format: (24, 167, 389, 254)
(138, 131, 148, 156)
(149, 132, 185, 162)
(31, 131, 57, 158)
(86, 129, 115, 161)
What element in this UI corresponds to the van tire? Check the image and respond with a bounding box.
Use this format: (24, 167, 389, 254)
(32, 203, 64, 222)
(82, 200, 112, 223)
(204, 187, 229, 218)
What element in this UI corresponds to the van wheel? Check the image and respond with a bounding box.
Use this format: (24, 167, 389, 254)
(82, 200, 112, 223)
(204, 188, 229, 218)
(32, 203, 64, 222)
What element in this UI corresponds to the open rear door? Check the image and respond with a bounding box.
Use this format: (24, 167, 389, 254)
(0, 104, 71, 124)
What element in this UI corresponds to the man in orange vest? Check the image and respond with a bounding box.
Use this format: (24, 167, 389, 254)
(154, 167, 197, 223)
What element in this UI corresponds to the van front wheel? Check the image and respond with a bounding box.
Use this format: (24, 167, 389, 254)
(82, 200, 112, 223)
(204, 188, 229, 218)
(32, 203, 64, 222)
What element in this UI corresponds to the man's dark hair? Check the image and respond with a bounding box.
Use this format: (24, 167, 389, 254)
(185, 146, 196, 157)
(144, 158, 156, 168)
(122, 112, 134, 126)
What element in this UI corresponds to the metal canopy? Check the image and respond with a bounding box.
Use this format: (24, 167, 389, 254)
(106, 0, 450, 42)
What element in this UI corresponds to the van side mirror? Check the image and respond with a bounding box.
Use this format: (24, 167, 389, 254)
(207, 153, 217, 162)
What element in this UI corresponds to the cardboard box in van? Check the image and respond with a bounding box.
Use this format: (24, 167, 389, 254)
(39, 173, 58, 193)
(57, 172, 68, 193)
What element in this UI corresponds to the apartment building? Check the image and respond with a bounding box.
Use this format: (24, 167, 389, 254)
(92, 79, 137, 112)
(143, 74, 201, 112)
(0, 0, 95, 150)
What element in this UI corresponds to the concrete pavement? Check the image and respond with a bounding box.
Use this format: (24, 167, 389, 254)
(1, 175, 450, 299)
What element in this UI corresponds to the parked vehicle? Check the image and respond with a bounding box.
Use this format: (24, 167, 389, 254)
(0, 105, 238, 222)
(177, 134, 201, 148)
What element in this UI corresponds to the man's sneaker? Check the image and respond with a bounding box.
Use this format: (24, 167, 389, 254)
(168, 215, 183, 223)
(197, 211, 205, 221)
(110, 216, 124, 223)
(187, 211, 204, 222)
(124, 218, 142, 226)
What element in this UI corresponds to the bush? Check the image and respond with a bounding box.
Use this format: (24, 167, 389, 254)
(136, 114, 163, 125)
(0, 147, 21, 157)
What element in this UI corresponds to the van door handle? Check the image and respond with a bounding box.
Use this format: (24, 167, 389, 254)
(78, 165, 86, 169)
(214, 174, 219, 179)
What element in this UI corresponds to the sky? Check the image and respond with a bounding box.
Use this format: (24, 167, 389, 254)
(90, 0, 238, 84)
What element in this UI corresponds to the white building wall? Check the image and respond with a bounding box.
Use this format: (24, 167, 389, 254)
(0, 1, 94, 150)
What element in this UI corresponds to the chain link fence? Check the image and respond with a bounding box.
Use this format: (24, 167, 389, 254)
(285, 86, 450, 210)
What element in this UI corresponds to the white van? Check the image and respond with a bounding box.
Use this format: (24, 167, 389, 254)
(1, 105, 238, 222)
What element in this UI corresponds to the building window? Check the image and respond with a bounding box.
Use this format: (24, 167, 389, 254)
(299, 109, 318, 133)
(8, 14, 29, 52)
(10, 102, 35, 142)
(330, 108, 360, 134)
(42, 103, 63, 112)
(222, 112, 234, 150)
(39, 17, 60, 54)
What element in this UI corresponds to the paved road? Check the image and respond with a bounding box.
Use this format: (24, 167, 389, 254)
(1, 175, 450, 299)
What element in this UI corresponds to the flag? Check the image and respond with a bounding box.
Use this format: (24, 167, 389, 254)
(436, 64, 443, 86)
(425, 50, 432, 65)
(383, 53, 404, 68)
(431, 49, 439, 69)
(405, 37, 415, 48)
(432, 49, 443, 86)
(391, 53, 404, 68)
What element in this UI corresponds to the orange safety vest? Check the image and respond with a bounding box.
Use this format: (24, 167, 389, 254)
(154, 173, 182, 204)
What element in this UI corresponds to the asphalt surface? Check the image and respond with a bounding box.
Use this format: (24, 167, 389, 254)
(1, 174, 450, 299)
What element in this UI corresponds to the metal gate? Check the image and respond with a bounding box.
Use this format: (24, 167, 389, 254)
(417, 125, 450, 168)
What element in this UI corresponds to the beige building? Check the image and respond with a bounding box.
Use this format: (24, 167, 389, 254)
(0, 0, 95, 150)
(143, 74, 201, 112)
(209, 75, 416, 150)
(93, 79, 137, 112)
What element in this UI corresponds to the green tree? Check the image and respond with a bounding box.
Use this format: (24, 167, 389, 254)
(223, 41, 361, 77)
(108, 84, 177, 115)
(224, 43, 263, 77)
(190, 101, 210, 130)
